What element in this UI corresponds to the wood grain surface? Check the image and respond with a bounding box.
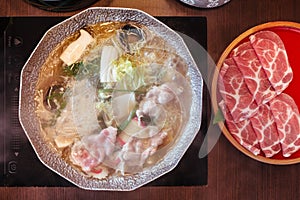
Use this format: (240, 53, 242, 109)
(1, 0, 300, 199)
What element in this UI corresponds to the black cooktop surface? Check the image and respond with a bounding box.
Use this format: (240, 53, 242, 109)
(0, 16, 208, 187)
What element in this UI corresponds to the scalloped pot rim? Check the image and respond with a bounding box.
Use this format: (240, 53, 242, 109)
(18, 7, 203, 191)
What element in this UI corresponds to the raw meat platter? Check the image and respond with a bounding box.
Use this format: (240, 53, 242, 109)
(212, 21, 300, 164)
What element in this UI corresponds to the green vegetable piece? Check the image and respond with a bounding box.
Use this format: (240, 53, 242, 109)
(118, 106, 138, 131)
(213, 108, 225, 124)
(63, 62, 82, 76)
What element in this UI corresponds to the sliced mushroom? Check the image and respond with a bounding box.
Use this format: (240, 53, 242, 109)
(44, 84, 66, 111)
(114, 24, 146, 54)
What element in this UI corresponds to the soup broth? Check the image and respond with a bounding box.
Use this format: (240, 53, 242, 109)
(35, 21, 192, 179)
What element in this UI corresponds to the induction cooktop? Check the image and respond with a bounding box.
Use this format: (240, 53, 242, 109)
(0, 16, 208, 187)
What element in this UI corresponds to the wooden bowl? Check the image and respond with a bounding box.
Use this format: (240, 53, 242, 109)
(212, 21, 300, 165)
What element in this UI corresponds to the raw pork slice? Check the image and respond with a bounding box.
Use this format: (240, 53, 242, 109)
(70, 126, 118, 172)
(232, 42, 276, 104)
(218, 58, 258, 122)
(269, 93, 300, 157)
(250, 104, 281, 157)
(249, 31, 293, 94)
(219, 101, 261, 155)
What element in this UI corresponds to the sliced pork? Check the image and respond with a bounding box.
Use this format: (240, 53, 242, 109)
(70, 141, 109, 178)
(249, 30, 293, 94)
(70, 140, 100, 172)
(145, 84, 175, 104)
(232, 42, 276, 104)
(218, 58, 258, 122)
(219, 101, 261, 155)
(70, 126, 117, 172)
(218, 30, 300, 158)
(134, 84, 174, 136)
(269, 93, 300, 157)
(118, 131, 168, 173)
(250, 104, 281, 157)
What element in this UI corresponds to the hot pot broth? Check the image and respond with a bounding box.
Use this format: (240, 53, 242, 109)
(35, 21, 192, 179)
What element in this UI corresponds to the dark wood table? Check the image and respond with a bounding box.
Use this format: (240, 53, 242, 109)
(1, 0, 300, 199)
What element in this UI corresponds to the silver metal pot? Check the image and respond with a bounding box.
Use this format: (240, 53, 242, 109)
(179, 0, 230, 8)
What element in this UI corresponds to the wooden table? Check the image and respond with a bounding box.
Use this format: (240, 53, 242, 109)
(1, 0, 300, 199)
